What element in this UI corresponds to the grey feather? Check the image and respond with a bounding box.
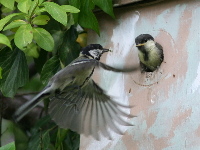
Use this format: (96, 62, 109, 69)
(13, 88, 51, 122)
(14, 44, 137, 140)
(48, 79, 134, 139)
(98, 62, 139, 73)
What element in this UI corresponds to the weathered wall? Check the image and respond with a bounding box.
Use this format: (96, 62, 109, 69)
(81, 0, 200, 149)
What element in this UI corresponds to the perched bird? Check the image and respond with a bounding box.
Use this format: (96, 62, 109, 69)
(135, 34, 164, 72)
(14, 44, 138, 140)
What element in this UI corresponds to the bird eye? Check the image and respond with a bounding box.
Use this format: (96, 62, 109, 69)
(144, 39, 147, 42)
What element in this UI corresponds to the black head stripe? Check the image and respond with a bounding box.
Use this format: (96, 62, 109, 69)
(81, 44, 104, 60)
(81, 44, 103, 52)
(135, 34, 154, 45)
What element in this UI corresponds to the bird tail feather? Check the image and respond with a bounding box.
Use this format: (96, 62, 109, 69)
(13, 88, 50, 122)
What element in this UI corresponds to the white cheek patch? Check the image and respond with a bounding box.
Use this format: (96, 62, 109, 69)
(89, 49, 102, 59)
(144, 40, 155, 51)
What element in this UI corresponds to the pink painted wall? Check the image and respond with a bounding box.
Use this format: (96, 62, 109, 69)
(81, 0, 200, 149)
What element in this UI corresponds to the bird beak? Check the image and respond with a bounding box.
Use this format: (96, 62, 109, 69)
(136, 43, 145, 47)
(102, 48, 111, 53)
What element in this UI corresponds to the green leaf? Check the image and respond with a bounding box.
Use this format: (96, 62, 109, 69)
(0, 13, 22, 31)
(0, 33, 12, 49)
(0, 67, 2, 79)
(61, 5, 80, 13)
(69, 0, 81, 23)
(34, 49, 48, 73)
(28, 130, 50, 150)
(9, 14, 26, 23)
(51, 30, 64, 52)
(14, 24, 33, 50)
(32, 15, 50, 25)
(17, 0, 31, 14)
(28, 0, 38, 17)
(66, 13, 75, 30)
(93, 0, 115, 18)
(38, 0, 45, 5)
(58, 26, 80, 65)
(0, 46, 29, 97)
(34, 115, 51, 129)
(1, 6, 13, 13)
(13, 124, 29, 150)
(0, 142, 15, 150)
(40, 56, 60, 85)
(78, 0, 99, 34)
(0, 0, 14, 10)
(55, 128, 68, 149)
(3, 20, 27, 31)
(35, 7, 46, 15)
(64, 130, 80, 150)
(24, 43, 39, 58)
(33, 27, 54, 51)
(43, 2, 67, 26)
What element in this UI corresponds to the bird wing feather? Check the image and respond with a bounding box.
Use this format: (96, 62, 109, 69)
(155, 42, 164, 61)
(48, 79, 135, 140)
(97, 62, 139, 73)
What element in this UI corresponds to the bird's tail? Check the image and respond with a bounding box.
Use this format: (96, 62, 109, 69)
(13, 88, 51, 122)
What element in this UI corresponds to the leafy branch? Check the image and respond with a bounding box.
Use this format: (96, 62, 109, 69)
(0, 0, 115, 149)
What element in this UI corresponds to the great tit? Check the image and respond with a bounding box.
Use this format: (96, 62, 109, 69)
(14, 44, 138, 140)
(135, 34, 164, 72)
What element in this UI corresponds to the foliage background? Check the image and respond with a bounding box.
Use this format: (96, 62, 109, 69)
(0, 0, 114, 149)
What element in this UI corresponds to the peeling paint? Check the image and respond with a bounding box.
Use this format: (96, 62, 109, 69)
(81, 12, 140, 150)
(81, 0, 200, 149)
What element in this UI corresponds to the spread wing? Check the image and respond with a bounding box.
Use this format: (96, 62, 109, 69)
(50, 58, 138, 85)
(48, 79, 135, 140)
